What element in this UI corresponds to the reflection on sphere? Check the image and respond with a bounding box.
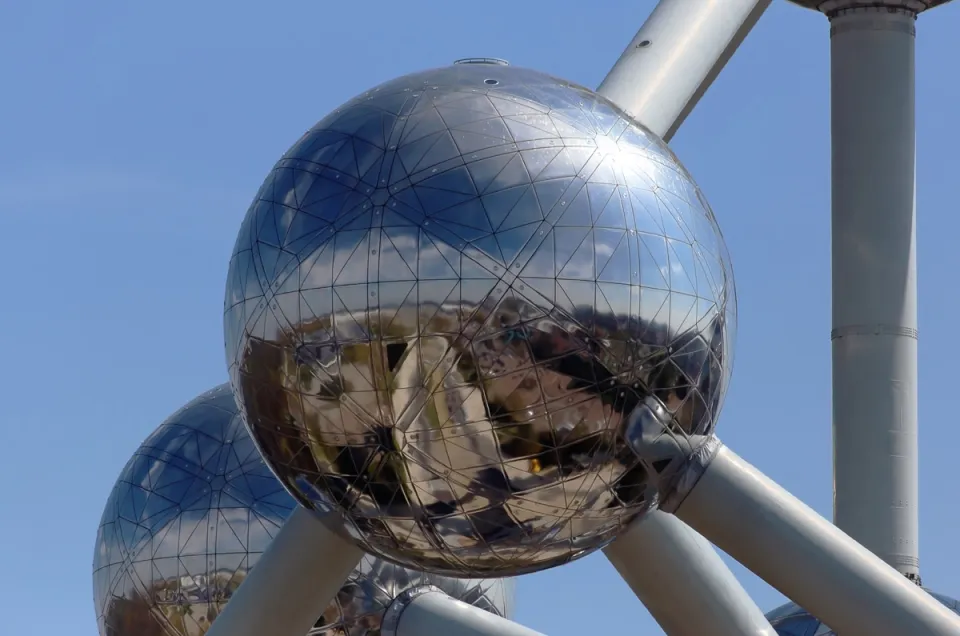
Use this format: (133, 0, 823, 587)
(766, 593, 960, 635)
(91, 384, 513, 636)
(224, 61, 736, 576)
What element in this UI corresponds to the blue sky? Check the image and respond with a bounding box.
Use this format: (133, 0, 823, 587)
(2, 1, 960, 634)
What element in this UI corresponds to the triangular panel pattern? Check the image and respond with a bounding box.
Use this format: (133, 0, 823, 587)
(224, 62, 737, 577)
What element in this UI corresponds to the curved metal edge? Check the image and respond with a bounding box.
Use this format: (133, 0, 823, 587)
(660, 436, 723, 513)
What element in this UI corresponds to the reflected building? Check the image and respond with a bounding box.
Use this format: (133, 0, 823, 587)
(92, 384, 513, 636)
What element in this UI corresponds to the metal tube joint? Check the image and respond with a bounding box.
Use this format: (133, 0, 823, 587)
(381, 585, 446, 636)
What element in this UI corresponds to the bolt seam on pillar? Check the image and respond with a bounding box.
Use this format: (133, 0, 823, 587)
(831, 325, 918, 340)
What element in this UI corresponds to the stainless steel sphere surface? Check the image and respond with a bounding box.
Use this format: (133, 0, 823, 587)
(224, 60, 736, 576)
(92, 384, 513, 636)
(766, 592, 960, 635)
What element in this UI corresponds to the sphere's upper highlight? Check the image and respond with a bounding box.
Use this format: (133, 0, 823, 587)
(766, 593, 960, 635)
(92, 384, 513, 636)
(224, 62, 737, 576)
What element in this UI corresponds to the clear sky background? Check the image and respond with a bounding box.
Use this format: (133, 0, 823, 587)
(2, 1, 960, 634)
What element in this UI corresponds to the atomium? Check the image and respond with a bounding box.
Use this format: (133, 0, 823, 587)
(91, 384, 513, 636)
(766, 592, 960, 635)
(224, 60, 737, 576)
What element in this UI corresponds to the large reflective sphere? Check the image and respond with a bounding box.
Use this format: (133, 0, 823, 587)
(766, 592, 960, 635)
(224, 60, 736, 576)
(92, 384, 513, 636)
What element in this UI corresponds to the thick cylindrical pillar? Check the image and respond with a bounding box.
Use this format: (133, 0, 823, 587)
(829, 6, 920, 581)
(604, 511, 776, 636)
(383, 586, 546, 636)
(675, 445, 960, 636)
(205, 505, 365, 636)
(597, 0, 771, 141)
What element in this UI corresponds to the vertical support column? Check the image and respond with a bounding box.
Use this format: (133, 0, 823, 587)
(829, 6, 920, 582)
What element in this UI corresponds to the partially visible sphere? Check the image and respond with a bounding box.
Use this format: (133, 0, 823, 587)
(785, 1, 950, 12)
(92, 384, 513, 636)
(766, 591, 960, 635)
(224, 60, 736, 576)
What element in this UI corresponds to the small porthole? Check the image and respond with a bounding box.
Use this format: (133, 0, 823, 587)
(637, 39, 652, 48)
(484, 78, 499, 85)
